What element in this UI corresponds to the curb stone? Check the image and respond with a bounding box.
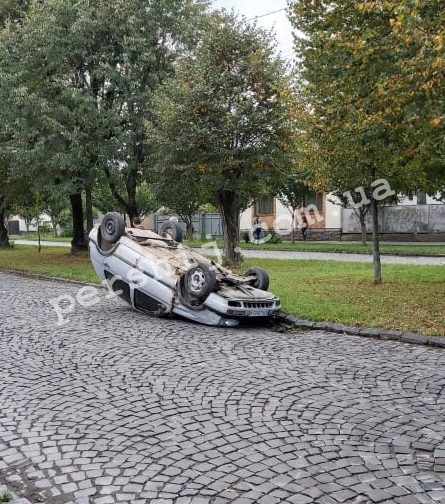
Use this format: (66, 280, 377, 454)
(1, 269, 99, 287)
(277, 313, 444, 348)
(359, 327, 382, 338)
(401, 331, 429, 345)
(380, 329, 404, 341)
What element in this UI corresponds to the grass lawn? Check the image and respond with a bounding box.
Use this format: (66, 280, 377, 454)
(1, 245, 444, 336)
(9, 234, 445, 255)
(0, 245, 96, 283)
(241, 258, 445, 337)
(188, 239, 445, 256)
(9, 233, 72, 242)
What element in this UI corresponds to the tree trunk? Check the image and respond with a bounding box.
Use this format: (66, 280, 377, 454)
(104, 164, 138, 224)
(85, 186, 94, 233)
(125, 166, 139, 225)
(359, 209, 367, 245)
(215, 189, 241, 268)
(0, 203, 10, 248)
(291, 207, 296, 243)
(125, 193, 139, 227)
(69, 192, 87, 253)
(185, 215, 194, 239)
(370, 197, 381, 284)
(51, 216, 58, 237)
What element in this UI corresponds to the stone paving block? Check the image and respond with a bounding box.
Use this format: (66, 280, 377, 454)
(1, 273, 445, 504)
(330, 488, 357, 502)
(287, 495, 313, 504)
(366, 488, 393, 502)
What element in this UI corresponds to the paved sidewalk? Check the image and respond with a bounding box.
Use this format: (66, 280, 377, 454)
(14, 239, 71, 248)
(1, 273, 445, 504)
(230, 248, 445, 265)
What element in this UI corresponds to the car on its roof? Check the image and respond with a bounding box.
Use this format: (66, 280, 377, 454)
(88, 212, 281, 327)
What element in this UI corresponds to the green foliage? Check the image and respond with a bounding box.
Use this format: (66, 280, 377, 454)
(0, 0, 30, 25)
(386, 0, 445, 183)
(151, 10, 297, 265)
(0, 490, 12, 503)
(199, 203, 218, 213)
(37, 222, 53, 235)
(149, 165, 207, 231)
(289, 0, 445, 195)
(0, 0, 204, 224)
(265, 229, 282, 244)
(60, 226, 74, 238)
(288, 0, 441, 281)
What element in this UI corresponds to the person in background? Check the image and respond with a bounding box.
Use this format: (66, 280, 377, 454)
(300, 214, 308, 241)
(253, 215, 262, 244)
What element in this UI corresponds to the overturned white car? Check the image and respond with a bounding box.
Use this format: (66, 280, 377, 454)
(88, 212, 281, 327)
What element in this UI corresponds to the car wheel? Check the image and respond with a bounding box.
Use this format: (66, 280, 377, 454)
(243, 267, 269, 291)
(184, 262, 217, 298)
(159, 221, 183, 242)
(100, 212, 126, 244)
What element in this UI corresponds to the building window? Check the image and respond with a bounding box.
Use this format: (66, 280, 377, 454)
(255, 196, 274, 215)
(304, 192, 324, 212)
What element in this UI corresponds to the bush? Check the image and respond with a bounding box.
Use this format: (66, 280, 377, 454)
(38, 223, 53, 235)
(60, 226, 74, 238)
(266, 229, 282, 244)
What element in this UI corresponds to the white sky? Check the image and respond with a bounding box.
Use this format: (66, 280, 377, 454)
(210, 0, 295, 60)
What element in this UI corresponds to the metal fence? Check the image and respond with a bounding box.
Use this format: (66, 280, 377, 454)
(342, 204, 445, 233)
(154, 212, 223, 238)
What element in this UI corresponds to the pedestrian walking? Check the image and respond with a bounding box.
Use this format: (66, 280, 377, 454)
(253, 215, 262, 244)
(300, 214, 308, 241)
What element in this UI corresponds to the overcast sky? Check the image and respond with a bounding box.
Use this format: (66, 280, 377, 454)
(210, 0, 295, 60)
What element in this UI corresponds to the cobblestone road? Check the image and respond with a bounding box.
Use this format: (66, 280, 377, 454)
(1, 273, 445, 504)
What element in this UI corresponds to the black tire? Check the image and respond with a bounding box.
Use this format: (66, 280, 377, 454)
(159, 221, 183, 243)
(184, 262, 217, 298)
(243, 267, 269, 291)
(100, 212, 126, 244)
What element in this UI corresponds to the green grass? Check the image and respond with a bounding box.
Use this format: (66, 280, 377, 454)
(187, 239, 445, 256)
(238, 258, 445, 337)
(9, 234, 445, 255)
(9, 233, 72, 242)
(1, 245, 444, 336)
(0, 245, 97, 283)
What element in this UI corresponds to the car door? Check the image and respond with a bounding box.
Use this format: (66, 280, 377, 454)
(102, 240, 141, 304)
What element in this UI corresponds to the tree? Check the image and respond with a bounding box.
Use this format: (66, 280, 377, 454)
(0, 182, 10, 247)
(43, 191, 71, 237)
(151, 11, 297, 266)
(385, 0, 445, 195)
(275, 178, 312, 242)
(0, 0, 34, 247)
(149, 165, 210, 239)
(289, 0, 420, 283)
(92, 180, 159, 221)
(0, 0, 202, 252)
